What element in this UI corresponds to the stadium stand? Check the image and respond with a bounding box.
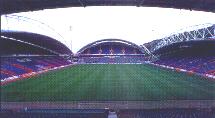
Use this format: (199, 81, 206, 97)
(118, 108, 215, 118)
(1, 1, 215, 117)
(0, 109, 109, 118)
(1, 56, 71, 80)
(78, 56, 145, 64)
(0, 31, 72, 82)
(77, 39, 146, 64)
(152, 40, 215, 78)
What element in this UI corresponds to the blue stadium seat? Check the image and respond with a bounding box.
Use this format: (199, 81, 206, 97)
(1, 56, 72, 80)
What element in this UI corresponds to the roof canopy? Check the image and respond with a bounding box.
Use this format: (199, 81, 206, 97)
(77, 39, 145, 54)
(153, 40, 215, 56)
(1, 0, 215, 14)
(1, 31, 72, 55)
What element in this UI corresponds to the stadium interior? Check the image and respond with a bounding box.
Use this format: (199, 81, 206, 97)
(1, 0, 215, 118)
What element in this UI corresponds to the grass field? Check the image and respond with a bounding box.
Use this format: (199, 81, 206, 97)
(1, 64, 215, 102)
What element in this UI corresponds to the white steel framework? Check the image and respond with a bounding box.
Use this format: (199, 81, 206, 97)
(148, 23, 215, 52)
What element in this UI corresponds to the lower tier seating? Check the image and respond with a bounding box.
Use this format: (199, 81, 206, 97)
(118, 108, 215, 118)
(78, 56, 145, 64)
(154, 56, 215, 76)
(1, 56, 72, 80)
(0, 109, 108, 118)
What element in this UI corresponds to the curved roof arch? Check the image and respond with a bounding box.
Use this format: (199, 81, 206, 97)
(77, 38, 145, 54)
(1, 15, 68, 49)
(1, 31, 73, 55)
(1, 0, 215, 14)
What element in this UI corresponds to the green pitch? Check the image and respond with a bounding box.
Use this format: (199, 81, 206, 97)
(1, 64, 215, 101)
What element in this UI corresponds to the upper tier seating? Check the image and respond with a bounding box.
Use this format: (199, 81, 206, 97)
(82, 44, 142, 55)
